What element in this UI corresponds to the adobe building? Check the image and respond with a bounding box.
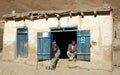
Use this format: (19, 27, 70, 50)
(2, 7, 113, 71)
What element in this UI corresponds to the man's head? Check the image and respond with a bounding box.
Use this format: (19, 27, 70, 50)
(71, 40, 76, 45)
(52, 42, 57, 47)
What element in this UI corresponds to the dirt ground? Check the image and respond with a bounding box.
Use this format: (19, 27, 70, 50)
(0, 50, 120, 75)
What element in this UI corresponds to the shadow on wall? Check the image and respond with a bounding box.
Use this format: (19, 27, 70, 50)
(0, 28, 3, 52)
(0, 21, 4, 52)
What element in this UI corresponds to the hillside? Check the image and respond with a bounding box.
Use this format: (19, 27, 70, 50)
(0, 0, 120, 19)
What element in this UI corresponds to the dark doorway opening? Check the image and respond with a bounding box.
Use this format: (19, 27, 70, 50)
(51, 31, 77, 58)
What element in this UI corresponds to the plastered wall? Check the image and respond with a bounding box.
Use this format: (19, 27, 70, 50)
(2, 12, 113, 71)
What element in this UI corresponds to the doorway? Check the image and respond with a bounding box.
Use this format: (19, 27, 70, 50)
(51, 31, 77, 58)
(50, 27, 90, 60)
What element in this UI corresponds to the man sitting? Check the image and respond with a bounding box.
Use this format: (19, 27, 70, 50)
(50, 42, 60, 70)
(67, 40, 77, 61)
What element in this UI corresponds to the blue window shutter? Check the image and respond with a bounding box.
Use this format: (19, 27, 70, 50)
(77, 30, 90, 60)
(37, 32, 50, 60)
(17, 28, 28, 57)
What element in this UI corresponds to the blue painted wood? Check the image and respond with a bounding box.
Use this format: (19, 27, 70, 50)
(37, 32, 50, 60)
(77, 30, 90, 60)
(17, 28, 28, 57)
(50, 26, 78, 32)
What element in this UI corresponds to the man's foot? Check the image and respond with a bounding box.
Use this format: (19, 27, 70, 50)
(68, 59, 72, 61)
(51, 67, 55, 70)
(50, 65, 56, 70)
(68, 57, 73, 61)
(74, 58, 77, 62)
(46, 66, 50, 70)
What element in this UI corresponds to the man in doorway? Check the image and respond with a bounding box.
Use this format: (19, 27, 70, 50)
(50, 42, 60, 70)
(67, 40, 77, 61)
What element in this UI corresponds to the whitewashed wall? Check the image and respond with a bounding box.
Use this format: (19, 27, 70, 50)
(2, 12, 113, 71)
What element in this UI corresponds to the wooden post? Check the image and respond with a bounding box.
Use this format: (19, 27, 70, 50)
(69, 12, 72, 18)
(23, 19, 27, 29)
(44, 14, 48, 21)
(81, 12, 84, 18)
(94, 11, 97, 17)
(56, 14, 61, 28)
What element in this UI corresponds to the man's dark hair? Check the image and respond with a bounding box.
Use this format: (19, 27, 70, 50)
(71, 40, 75, 43)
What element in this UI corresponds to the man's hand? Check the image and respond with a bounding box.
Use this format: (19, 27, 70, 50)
(70, 49, 76, 53)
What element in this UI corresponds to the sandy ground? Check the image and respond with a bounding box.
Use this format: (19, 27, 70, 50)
(0, 50, 120, 75)
(0, 61, 120, 75)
